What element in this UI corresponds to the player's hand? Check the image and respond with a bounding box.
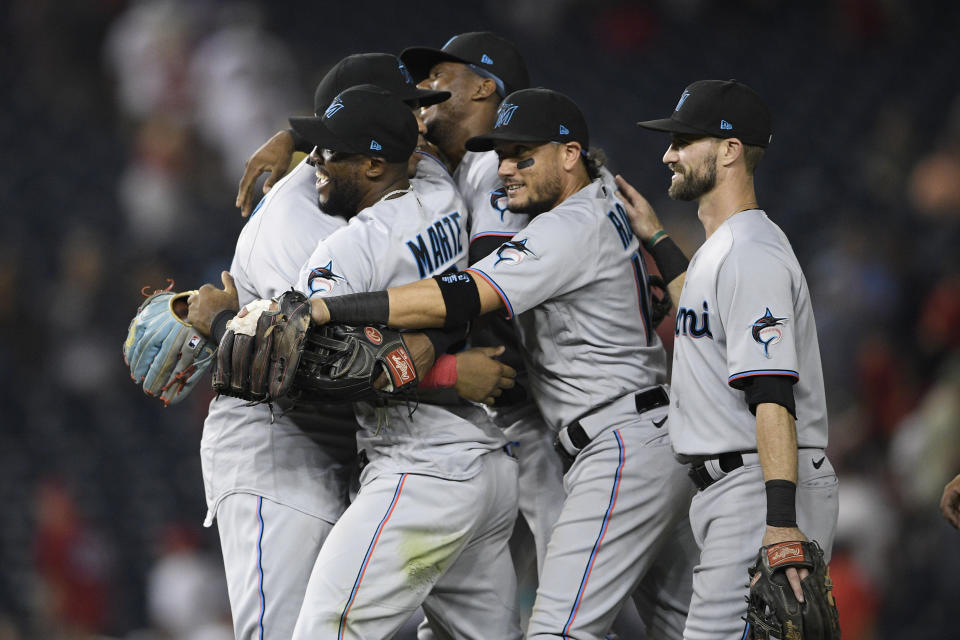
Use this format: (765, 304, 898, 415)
(941, 473, 960, 529)
(615, 174, 664, 244)
(187, 271, 239, 337)
(757, 526, 811, 603)
(453, 346, 516, 405)
(236, 130, 295, 217)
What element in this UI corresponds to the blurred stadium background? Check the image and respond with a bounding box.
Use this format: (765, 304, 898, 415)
(1, 0, 959, 638)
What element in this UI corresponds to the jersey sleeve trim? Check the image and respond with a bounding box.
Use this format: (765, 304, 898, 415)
(728, 369, 799, 386)
(464, 267, 514, 319)
(469, 231, 516, 245)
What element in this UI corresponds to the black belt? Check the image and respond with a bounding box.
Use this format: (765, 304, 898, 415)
(687, 452, 748, 491)
(554, 386, 670, 465)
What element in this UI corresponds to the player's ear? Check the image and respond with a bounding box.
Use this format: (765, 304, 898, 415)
(364, 157, 386, 179)
(471, 77, 498, 101)
(719, 138, 743, 168)
(559, 142, 583, 172)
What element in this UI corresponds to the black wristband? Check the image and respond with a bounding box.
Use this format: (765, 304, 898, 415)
(647, 236, 689, 285)
(210, 309, 236, 345)
(287, 127, 313, 154)
(434, 271, 481, 328)
(324, 292, 390, 325)
(765, 479, 798, 527)
(420, 324, 470, 356)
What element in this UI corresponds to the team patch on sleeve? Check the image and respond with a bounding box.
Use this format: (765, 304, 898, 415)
(493, 238, 537, 267)
(308, 261, 345, 296)
(750, 307, 787, 358)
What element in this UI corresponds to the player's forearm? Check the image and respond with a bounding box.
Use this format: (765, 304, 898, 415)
(666, 273, 685, 308)
(756, 402, 802, 532)
(387, 280, 449, 328)
(310, 279, 448, 328)
(756, 402, 798, 483)
(647, 234, 689, 303)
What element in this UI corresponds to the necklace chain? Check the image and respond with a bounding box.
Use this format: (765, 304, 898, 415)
(380, 187, 413, 202)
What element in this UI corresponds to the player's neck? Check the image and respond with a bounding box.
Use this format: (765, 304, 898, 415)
(360, 178, 411, 211)
(445, 106, 499, 171)
(556, 171, 592, 207)
(697, 179, 758, 239)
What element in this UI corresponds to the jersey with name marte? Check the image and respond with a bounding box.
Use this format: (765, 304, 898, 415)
(467, 179, 667, 431)
(297, 173, 506, 483)
(202, 157, 357, 526)
(668, 209, 829, 456)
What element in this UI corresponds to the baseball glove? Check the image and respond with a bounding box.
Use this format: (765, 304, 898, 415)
(212, 290, 419, 404)
(744, 541, 841, 640)
(123, 285, 216, 406)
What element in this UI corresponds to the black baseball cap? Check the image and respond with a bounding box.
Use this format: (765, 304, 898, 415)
(400, 31, 530, 96)
(289, 85, 418, 163)
(312, 53, 450, 113)
(465, 88, 589, 152)
(637, 79, 773, 147)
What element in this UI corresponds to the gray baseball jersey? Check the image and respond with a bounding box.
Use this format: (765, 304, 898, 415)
(201, 157, 359, 639)
(296, 169, 507, 483)
(668, 209, 829, 456)
(202, 157, 358, 528)
(292, 154, 521, 639)
(466, 177, 695, 639)
(467, 179, 667, 431)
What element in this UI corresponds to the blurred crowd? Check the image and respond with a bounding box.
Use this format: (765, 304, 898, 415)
(1, 0, 958, 638)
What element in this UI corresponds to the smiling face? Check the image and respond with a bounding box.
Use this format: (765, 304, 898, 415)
(494, 141, 565, 215)
(662, 134, 719, 201)
(310, 148, 368, 218)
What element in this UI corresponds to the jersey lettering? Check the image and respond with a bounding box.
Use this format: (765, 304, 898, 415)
(407, 235, 434, 277)
(606, 203, 634, 250)
(428, 225, 448, 266)
(630, 252, 653, 345)
(405, 211, 465, 278)
(675, 301, 713, 339)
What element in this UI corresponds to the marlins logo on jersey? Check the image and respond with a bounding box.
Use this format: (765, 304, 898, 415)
(489, 186, 509, 221)
(751, 308, 787, 358)
(308, 261, 345, 295)
(494, 239, 536, 266)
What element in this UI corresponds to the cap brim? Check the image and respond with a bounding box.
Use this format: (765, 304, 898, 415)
(400, 47, 470, 82)
(289, 116, 361, 154)
(465, 131, 553, 152)
(636, 117, 713, 137)
(401, 88, 450, 108)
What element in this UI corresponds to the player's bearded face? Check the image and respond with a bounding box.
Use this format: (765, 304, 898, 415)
(496, 143, 563, 215)
(667, 140, 718, 201)
(314, 150, 366, 218)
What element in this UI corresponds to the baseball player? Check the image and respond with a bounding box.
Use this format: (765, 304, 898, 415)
(261, 84, 520, 639)
(307, 88, 698, 640)
(184, 54, 505, 639)
(400, 32, 569, 598)
(619, 79, 840, 639)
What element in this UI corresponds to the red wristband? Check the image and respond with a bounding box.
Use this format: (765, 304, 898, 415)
(418, 354, 458, 389)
